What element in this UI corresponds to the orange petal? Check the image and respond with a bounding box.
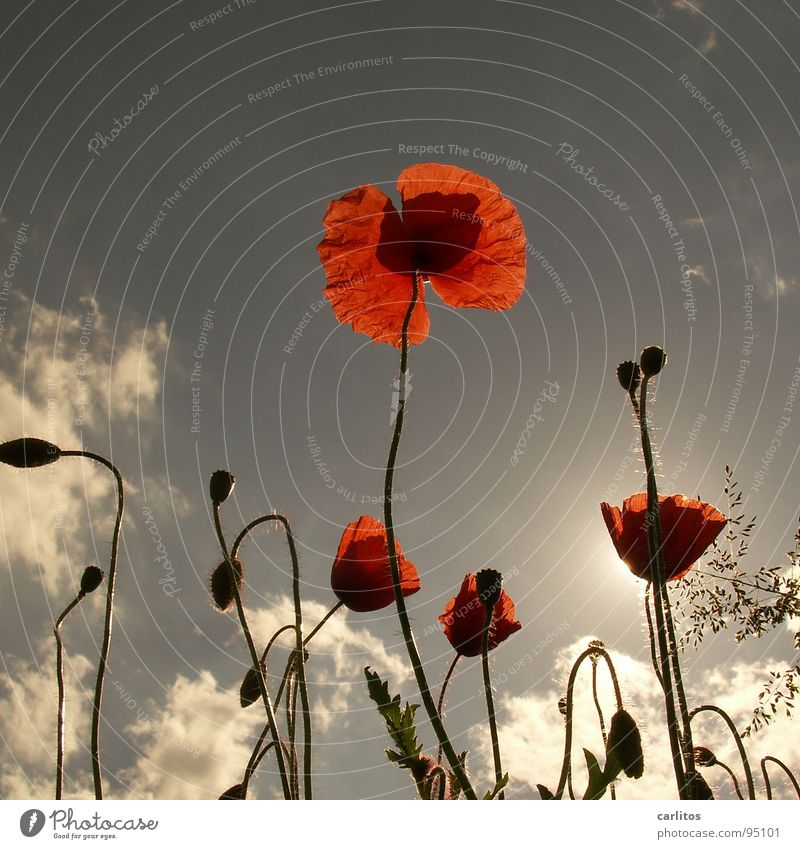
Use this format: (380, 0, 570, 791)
(398, 163, 526, 311)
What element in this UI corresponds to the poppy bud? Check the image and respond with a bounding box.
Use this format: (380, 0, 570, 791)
(616, 361, 641, 393)
(0, 438, 62, 468)
(607, 709, 644, 779)
(209, 470, 235, 505)
(475, 569, 503, 611)
(240, 661, 266, 708)
(79, 565, 104, 595)
(209, 558, 244, 612)
(558, 695, 568, 718)
(640, 345, 668, 378)
(693, 746, 717, 767)
(218, 783, 244, 800)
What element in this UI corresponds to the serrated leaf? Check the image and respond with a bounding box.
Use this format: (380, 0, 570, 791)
(364, 666, 424, 770)
(483, 773, 509, 799)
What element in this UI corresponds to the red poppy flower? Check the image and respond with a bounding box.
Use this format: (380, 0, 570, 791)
(601, 493, 727, 582)
(438, 573, 522, 657)
(317, 163, 526, 347)
(331, 515, 421, 612)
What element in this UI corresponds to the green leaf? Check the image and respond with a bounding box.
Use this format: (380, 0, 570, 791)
(582, 748, 609, 800)
(536, 783, 555, 800)
(483, 773, 509, 799)
(364, 667, 424, 770)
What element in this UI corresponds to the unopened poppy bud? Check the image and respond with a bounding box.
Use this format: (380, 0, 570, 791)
(209, 470, 235, 505)
(558, 695, 568, 718)
(640, 345, 668, 377)
(607, 709, 644, 779)
(616, 361, 641, 393)
(239, 661, 266, 708)
(218, 783, 244, 800)
(693, 746, 717, 767)
(80, 565, 104, 595)
(475, 569, 503, 610)
(0, 437, 62, 468)
(209, 558, 244, 612)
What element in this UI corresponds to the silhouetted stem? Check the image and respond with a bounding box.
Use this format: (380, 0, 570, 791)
(61, 450, 123, 801)
(689, 704, 755, 799)
(54, 592, 83, 800)
(481, 607, 504, 798)
(761, 755, 800, 799)
(212, 504, 291, 799)
(382, 273, 476, 799)
(435, 654, 460, 764)
(644, 584, 665, 690)
(426, 766, 447, 800)
(591, 658, 615, 800)
(633, 382, 688, 799)
(716, 760, 744, 800)
(556, 645, 622, 799)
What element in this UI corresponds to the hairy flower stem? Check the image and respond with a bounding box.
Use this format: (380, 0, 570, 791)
(633, 382, 690, 799)
(61, 450, 123, 801)
(435, 654, 461, 765)
(54, 593, 83, 800)
(716, 760, 744, 800)
(556, 646, 623, 799)
(481, 608, 505, 798)
(689, 704, 755, 799)
(644, 585, 665, 690)
(761, 756, 800, 799)
(382, 272, 476, 799)
(213, 505, 291, 799)
(591, 658, 615, 800)
(241, 603, 343, 797)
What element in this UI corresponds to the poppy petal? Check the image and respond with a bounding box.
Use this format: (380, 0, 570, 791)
(398, 163, 526, 311)
(317, 184, 429, 347)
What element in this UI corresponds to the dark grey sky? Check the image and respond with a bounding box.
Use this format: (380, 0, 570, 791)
(1, 0, 799, 800)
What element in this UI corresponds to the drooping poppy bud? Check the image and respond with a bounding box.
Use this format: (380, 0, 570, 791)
(616, 361, 641, 393)
(209, 470, 235, 505)
(558, 695, 568, 718)
(693, 746, 717, 767)
(640, 345, 668, 378)
(79, 565, 104, 595)
(218, 783, 244, 800)
(240, 661, 266, 708)
(607, 709, 644, 779)
(209, 558, 244, 611)
(0, 438, 62, 468)
(475, 568, 503, 611)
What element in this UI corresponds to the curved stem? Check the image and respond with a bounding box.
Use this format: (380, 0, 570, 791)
(716, 760, 744, 800)
(644, 584, 665, 690)
(61, 449, 123, 801)
(231, 512, 312, 798)
(382, 272, 476, 799)
(481, 608, 504, 798)
(761, 755, 800, 800)
(634, 382, 688, 799)
(591, 658, 615, 800)
(212, 504, 291, 799)
(689, 704, 755, 800)
(241, 602, 343, 797)
(435, 654, 461, 764)
(54, 593, 83, 800)
(426, 765, 448, 800)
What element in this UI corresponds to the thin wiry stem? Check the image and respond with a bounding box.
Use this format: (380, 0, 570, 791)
(435, 654, 460, 765)
(61, 450, 123, 801)
(481, 607, 504, 798)
(212, 504, 291, 799)
(644, 584, 665, 690)
(54, 593, 83, 800)
(382, 272, 476, 799)
(591, 658, 615, 800)
(761, 755, 800, 799)
(689, 704, 755, 799)
(230, 512, 312, 798)
(716, 760, 744, 800)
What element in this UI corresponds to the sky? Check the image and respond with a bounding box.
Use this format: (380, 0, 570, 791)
(1, 0, 799, 801)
